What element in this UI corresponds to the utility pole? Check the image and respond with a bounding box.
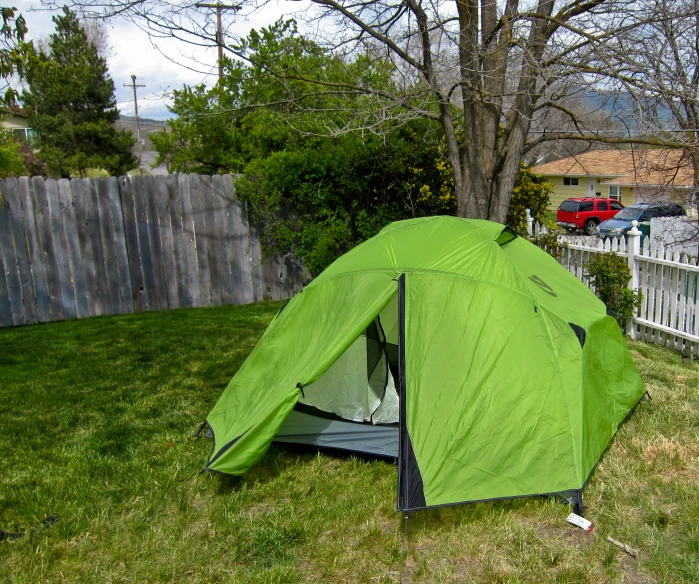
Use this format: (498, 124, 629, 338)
(195, 2, 241, 82)
(124, 74, 146, 177)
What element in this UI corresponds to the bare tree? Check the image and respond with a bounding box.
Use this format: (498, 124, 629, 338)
(609, 0, 699, 184)
(81, 19, 112, 58)
(36, 17, 112, 58)
(48, 0, 668, 220)
(567, 0, 699, 245)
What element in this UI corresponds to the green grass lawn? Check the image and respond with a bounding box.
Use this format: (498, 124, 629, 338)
(1, 303, 698, 583)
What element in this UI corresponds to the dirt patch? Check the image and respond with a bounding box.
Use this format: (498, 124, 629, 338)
(619, 553, 655, 584)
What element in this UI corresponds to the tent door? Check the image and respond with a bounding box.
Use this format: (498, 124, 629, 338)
(397, 273, 427, 511)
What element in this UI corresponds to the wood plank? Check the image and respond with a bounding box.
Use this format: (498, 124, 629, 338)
(94, 178, 122, 314)
(226, 175, 253, 305)
(646, 259, 655, 326)
(633, 316, 699, 344)
(83, 178, 108, 317)
(648, 254, 658, 326)
(72, 179, 99, 317)
(683, 268, 692, 336)
(677, 266, 687, 336)
(669, 256, 680, 333)
(155, 175, 180, 309)
(639, 260, 650, 319)
(283, 254, 304, 298)
(239, 196, 254, 304)
(4, 177, 38, 324)
(166, 174, 185, 307)
(0, 237, 12, 326)
(32, 176, 64, 321)
(262, 254, 282, 301)
(178, 174, 200, 307)
(119, 176, 146, 312)
(221, 174, 240, 305)
(659, 262, 667, 335)
(199, 174, 219, 305)
(661, 262, 671, 334)
(207, 174, 228, 306)
(58, 179, 89, 319)
(275, 201, 303, 298)
(199, 174, 218, 305)
(46, 179, 77, 320)
(132, 176, 157, 311)
(0, 179, 24, 325)
(189, 173, 212, 306)
(689, 273, 698, 337)
(19, 177, 51, 322)
(144, 175, 168, 311)
(106, 176, 133, 314)
(249, 219, 264, 302)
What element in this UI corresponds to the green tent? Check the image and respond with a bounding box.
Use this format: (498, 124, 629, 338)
(204, 217, 645, 512)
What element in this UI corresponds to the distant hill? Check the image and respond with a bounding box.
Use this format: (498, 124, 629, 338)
(574, 90, 676, 128)
(114, 115, 168, 151)
(114, 115, 169, 175)
(117, 115, 168, 126)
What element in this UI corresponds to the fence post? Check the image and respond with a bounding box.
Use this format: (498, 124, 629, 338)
(626, 220, 641, 339)
(526, 208, 533, 237)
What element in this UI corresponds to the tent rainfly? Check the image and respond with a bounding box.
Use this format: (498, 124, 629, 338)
(203, 217, 645, 513)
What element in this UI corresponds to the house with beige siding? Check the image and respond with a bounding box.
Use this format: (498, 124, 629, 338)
(531, 149, 694, 210)
(0, 107, 35, 141)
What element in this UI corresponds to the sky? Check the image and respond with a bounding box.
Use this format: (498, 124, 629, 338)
(15, 1, 296, 119)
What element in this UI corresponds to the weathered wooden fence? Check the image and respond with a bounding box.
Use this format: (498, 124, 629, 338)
(0, 174, 305, 327)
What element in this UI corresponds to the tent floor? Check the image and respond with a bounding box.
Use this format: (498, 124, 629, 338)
(273, 409, 399, 458)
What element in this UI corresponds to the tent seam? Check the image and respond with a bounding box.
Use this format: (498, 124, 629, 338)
(313, 267, 538, 302)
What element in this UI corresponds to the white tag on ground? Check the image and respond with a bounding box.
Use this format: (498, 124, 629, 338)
(566, 513, 594, 532)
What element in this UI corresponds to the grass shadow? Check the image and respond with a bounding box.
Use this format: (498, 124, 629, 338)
(212, 473, 244, 495)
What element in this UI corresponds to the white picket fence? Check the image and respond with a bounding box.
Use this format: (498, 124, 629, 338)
(528, 213, 699, 356)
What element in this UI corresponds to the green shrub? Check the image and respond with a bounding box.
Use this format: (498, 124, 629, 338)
(585, 252, 642, 330)
(0, 131, 28, 179)
(507, 165, 552, 236)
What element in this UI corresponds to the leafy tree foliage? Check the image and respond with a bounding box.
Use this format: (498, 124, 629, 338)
(506, 166, 553, 236)
(153, 21, 455, 275)
(237, 126, 456, 276)
(22, 8, 135, 177)
(0, 7, 32, 105)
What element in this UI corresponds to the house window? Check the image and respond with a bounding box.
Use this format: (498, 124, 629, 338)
(608, 185, 621, 201)
(11, 128, 36, 141)
(563, 177, 579, 186)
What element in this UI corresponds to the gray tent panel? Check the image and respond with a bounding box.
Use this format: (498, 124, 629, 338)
(274, 410, 399, 458)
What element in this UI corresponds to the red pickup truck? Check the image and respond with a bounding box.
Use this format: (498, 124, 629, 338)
(556, 198, 624, 235)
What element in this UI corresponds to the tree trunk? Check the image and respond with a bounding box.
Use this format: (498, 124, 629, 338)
(449, 0, 554, 222)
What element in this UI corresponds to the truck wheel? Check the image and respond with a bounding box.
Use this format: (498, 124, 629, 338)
(584, 219, 598, 236)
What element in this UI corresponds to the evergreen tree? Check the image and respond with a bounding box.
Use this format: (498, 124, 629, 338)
(22, 8, 135, 177)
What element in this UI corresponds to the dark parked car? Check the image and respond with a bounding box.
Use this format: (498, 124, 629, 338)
(557, 198, 624, 235)
(596, 203, 686, 239)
